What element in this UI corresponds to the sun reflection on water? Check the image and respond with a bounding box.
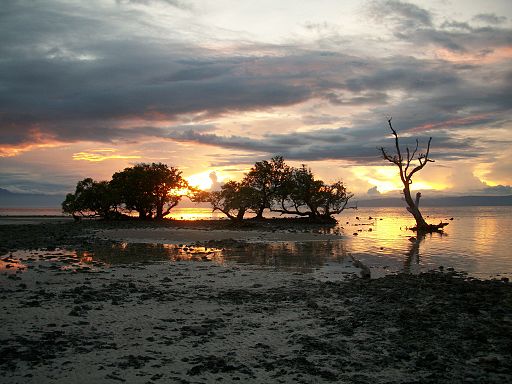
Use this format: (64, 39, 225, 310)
(1, 207, 510, 279)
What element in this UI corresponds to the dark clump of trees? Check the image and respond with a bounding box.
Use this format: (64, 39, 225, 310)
(63, 163, 188, 220)
(379, 118, 448, 232)
(194, 156, 354, 223)
(62, 178, 119, 220)
(63, 157, 353, 223)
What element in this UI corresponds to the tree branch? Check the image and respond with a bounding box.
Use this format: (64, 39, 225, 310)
(408, 137, 434, 180)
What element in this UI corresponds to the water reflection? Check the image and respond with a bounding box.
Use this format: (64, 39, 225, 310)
(83, 240, 353, 273)
(0, 255, 27, 272)
(85, 242, 225, 265)
(1, 207, 510, 279)
(166, 208, 223, 221)
(221, 241, 351, 272)
(403, 234, 424, 274)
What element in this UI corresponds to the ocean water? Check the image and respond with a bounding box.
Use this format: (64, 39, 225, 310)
(1, 206, 511, 279)
(333, 206, 512, 279)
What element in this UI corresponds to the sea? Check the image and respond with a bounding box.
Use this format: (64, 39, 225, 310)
(1, 206, 511, 279)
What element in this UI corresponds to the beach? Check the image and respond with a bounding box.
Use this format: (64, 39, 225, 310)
(1, 220, 512, 383)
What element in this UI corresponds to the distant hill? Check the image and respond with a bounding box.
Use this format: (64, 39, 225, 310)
(0, 188, 65, 208)
(1, 187, 511, 209)
(356, 195, 512, 207)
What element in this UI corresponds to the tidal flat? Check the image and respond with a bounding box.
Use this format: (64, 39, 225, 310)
(1, 220, 512, 383)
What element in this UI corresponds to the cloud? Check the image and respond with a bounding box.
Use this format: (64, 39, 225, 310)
(368, 1, 512, 53)
(368, 0, 433, 29)
(301, 114, 340, 125)
(116, 0, 193, 10)
(1, 0, 511, 197)
(477, 184, 512, 195)
(367, 186, 381, 196)
(167, 125, 483, 164)
(208, 171, 224, 191)
(72, 149, 142, 162)
(473, 13, 507, 25)
(1, 1, 511, 151)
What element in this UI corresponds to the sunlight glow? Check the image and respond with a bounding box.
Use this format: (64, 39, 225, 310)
(434, 46, 512, 64)
(186, 171, 225, 191)
(353, 166, 446, 194)
(72, 149, 141, 162)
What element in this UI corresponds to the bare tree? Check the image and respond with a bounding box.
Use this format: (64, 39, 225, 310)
(379, 118, 448, 232)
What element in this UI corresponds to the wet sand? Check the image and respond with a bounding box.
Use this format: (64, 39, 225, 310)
(97, 227, 344, 244)
(1, 221, 512, 383)
(1, 249, 512, 383)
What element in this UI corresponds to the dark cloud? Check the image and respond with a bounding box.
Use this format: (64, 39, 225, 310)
(0, 0, 511, 173)
(472, 13, 508, 25)
(368, 1, 512, 53)
(404, 27, 512, 53)
(476, 185, 512, 195)
(167, 125, 482, 165)
(368, 0, 433, 29)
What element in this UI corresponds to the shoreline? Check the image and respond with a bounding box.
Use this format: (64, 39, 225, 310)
(0, 219, 341, 254)
(96, 227, 344, 244)
(1, 220, 511, 382)
(1, 251, 511, 383)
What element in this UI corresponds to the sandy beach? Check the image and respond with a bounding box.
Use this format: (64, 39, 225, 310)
(96, 227, 344, 244)
(1, 221, 512, 383)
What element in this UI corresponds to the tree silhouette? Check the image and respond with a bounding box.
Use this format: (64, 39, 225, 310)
(379, 118, 448, 232)
(243, 156, 290, 219)
(110, 163, 187, 219)
(193, 181, 256, 221)
(272, 164, 353, 222)
(62, 178, 118, 220)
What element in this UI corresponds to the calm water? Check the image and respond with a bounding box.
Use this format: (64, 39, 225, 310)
(1, 206, 511, 279)
(336, 207, 512, 279)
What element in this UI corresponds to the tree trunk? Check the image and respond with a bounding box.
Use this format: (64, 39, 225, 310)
(255, 206, 265, 219)
(236, 208, 246, 221)
(403, 187, 429, 230)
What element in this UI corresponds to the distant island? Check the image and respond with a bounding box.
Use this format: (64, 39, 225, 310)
(1, 187, 511, 210)
(356, 195, 512, 207)
(0, 188, 65, 208)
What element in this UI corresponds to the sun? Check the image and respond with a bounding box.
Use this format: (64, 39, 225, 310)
(186, 171, 222, 191)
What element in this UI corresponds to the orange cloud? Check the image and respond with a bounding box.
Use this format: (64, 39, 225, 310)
(72, 148, 141, 162)
(0, 142, 61, 157)
(434, 46, 512, 64)
(411, 113, 491, 132)
(0, 127, 61, 157)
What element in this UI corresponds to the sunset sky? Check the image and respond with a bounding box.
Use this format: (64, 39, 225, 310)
(1, 0, 511, 199)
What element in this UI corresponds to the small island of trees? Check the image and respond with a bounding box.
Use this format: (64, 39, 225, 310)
(62, 157, 354, 223)
(63, 120, 446, 232)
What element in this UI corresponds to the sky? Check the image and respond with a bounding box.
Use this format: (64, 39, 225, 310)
(1, 0, 511, 198)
